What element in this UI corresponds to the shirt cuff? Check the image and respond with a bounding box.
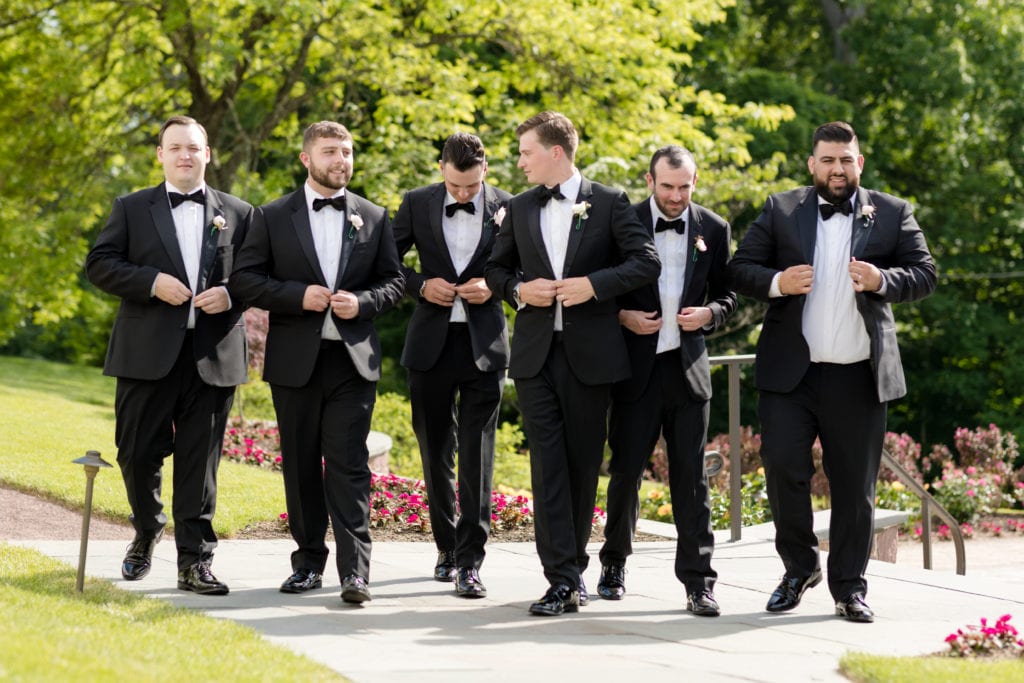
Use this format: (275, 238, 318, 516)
(769, 272, 784, 298)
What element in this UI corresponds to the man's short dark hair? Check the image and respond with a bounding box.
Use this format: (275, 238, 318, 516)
(441, 133, 486, 172)
(812, 121, 858, 152)
(303, 121, 352, 151)
(649, 145, 696, 179)
(158, 116, 208, 146)
(515, 111, 578, 161)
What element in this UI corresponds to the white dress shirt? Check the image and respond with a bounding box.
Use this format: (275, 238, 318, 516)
(442, 189, 484, 323)
(166, 181, 205, 329)
(540, 170, 582, 331)
(651, 199, 689, 354)
(305, 183, 346, 341)
(801, 198, 871, 363)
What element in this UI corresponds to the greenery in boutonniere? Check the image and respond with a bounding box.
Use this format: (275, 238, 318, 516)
(347, 212, 363, 239)
(571, 201, 590, 231)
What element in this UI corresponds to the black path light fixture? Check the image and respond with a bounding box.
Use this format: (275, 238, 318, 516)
(71, 449, 113, 592)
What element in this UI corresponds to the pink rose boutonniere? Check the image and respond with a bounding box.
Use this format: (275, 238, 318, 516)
(210, 214, 227, 236)
(571, 201, 591, 231)
(492, 206, 507, 228)
(692, 235, 707, 262)
(347, 213, 363, 239)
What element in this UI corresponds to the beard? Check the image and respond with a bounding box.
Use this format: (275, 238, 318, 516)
(814, 173, 858, 205)
(308, 161, 350, 191)
(653, 195, 686, 219)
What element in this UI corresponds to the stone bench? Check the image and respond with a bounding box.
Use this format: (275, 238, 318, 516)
(366, 430, 392, 474)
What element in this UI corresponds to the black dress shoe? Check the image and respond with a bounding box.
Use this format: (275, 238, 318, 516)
(578, 576, 589, 606)
(597, 563, 626, 600)
(434, 550, 457, 582)
(121, 529, 163, 581)
(528, 583, 580, 616)
(177, 562, 229, 595)
(280, 568, 323, 593)
(765, 568, 822, 612)
(455, 568, 487, 598)
(835, 592, 874, 623)
(686, 589, 721, 617)
(341, 574, 372, 604)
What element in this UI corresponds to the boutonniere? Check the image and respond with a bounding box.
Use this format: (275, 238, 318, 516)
(210, 214, 227, 236)
(692, 235, 707, 263)
(491, 206, 507, 228)
(347, 213, 363, 240)
(857, 204, 876, 227)
(571, 201, 591, 231)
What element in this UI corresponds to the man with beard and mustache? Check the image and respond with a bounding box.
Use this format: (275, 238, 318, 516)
(229, 121, 404, 604)
(730, 121, 936, 623)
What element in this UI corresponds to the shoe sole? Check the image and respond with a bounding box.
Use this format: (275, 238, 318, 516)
(341, 590, 372, 604)
(687, 606, 721, 617)
(835, 606, 874, 623)
(598, 589, 624, 601)
(434, 573, 456, 583)
(177, 582, 229, 596)
(528, 604, 579, 616)
(456, 590, 487, 599)
(122, 565, 151, 581)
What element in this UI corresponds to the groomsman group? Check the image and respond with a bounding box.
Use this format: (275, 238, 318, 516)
(88, 112, 934, 623)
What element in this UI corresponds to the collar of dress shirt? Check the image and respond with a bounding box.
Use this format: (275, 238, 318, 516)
(649, 197, 690, 230)
(816, 195, 855, 213)
(304, 182, 346, 212)
(444, 187, 484, 212)
(166, 181, 207, 197)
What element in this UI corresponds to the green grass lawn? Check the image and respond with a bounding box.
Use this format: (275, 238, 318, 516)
(0, 544, 344, 682)
(840, 651, 1024, 681)
(0, 355, 286, 535)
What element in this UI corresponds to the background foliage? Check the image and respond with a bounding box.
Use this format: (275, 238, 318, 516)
(1, 0, 1021, 451)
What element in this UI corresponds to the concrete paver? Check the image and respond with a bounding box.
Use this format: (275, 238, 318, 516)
(17, 528, 1024, 682)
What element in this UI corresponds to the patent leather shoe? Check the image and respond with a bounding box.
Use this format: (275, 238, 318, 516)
(434, 550, 457, 582)
(177, 561, 229, 595)
(528, 583, 580, 616)
(835, 592, 874, 623)
(686, 589, 721, 616)
(341, 574, 372, 603)
(280, 568, 323, 593)
(578, 576, 589, 606)
(765, 568, 822, 612)
(121, 529, 164, 581)
(597, 562, 626, 600)
(455, 567, 487, 598)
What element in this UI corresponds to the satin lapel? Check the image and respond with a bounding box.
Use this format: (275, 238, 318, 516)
(149, 183, 189, 282)
(527, 187, 555, 277)
(291, 191, 327, 286)
(465, 184, 498, 272)
(429, 185, 457, 277)
(798, 189, 819, 264)
(198, 190, 222, 290)
(336, 196, 360, 287)
(562, 177, 593, 276)
(682, 205, 699, 298)
(851, 186, 874, 259)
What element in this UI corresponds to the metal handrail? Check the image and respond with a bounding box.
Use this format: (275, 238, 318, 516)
(880, 450, 966, 575)
(708, 354, 965, 575)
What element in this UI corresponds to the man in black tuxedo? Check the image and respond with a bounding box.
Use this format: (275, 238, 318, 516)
(485, 111, 660, 616)
(86, 115, 252, 595)
(598, 146, 735, 615)
(730, 122, 936, 623)
(229, 121, 404, 604)
(393, 133, 511, 598)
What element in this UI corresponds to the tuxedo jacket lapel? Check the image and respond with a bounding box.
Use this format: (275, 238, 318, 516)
(851, 186, 874, 259)
(634, 201, 661, 312)
(464, 184, 501, 273)
(198, 191, 223, 291)
(289, 190, 327, 287)
(149, 184, 189, 283)
(798, 188, 819, 263)
(682, 206, 700, 298)
(526, 187, 555, 277)
(562, 177, 593, 276)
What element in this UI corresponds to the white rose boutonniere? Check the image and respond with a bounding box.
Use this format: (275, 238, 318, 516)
(347, 213, 364, 239)
(692, 235, 707, 263)
(571, 201, 591, 231)
(493, 206, 507, 228)
(857, 204, 876, 227)
(210, 214, 227, 236)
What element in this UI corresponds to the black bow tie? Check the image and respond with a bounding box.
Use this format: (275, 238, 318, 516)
(655, 217, 685, 234)
(445, 202, 476, 218)
(536, 184, 566, 206)
(313, 196, 346, 212)
(819, 202, 852, 220)
(169, 190, 205, 208)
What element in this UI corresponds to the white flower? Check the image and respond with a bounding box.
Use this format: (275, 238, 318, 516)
(349, 213, 364, 229)
(694, 235, 707, 252)
(571, 201, 591, 219)
(210, 214, 227, 236)
(858, 205, 876, 223)
(493, 206, 507, 227)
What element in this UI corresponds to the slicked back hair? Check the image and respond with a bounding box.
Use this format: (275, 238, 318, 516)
(812, 121, 858, 153)
(441, 132, 487, 172)
(515, 111, 578, 161)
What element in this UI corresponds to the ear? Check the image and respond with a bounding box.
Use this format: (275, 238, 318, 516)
(645, 171, 655, 193)
(806, 155, 815, 175)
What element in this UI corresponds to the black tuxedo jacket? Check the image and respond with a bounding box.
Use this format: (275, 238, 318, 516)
(615, 200, 736, 402)
(86, 183, 252, 386)
(393, 182, 512, 372)
(228, 188, 404, 386)
(729, 186, 936, 402)
(485, 177, 660, 385)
